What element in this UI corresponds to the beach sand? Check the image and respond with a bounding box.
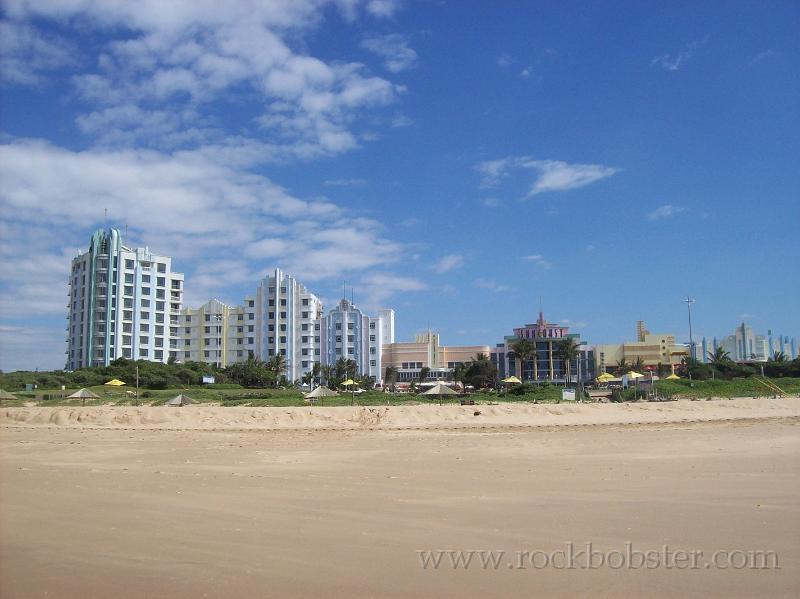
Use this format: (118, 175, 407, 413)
(1, 398, 799, 598)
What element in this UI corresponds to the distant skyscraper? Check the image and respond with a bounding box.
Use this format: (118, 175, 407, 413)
(66, 228, 184, 369)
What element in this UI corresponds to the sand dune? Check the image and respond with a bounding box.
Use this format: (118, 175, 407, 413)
(2, 397, 798, 431)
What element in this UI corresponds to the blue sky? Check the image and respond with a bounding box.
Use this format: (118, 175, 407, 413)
(1, 0, 798, 371)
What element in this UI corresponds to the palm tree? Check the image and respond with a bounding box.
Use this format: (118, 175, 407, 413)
(770, 351, 788, 363)
(266, 353, 288, 386)
(320, 364, 334, 387)
(510, 338, 536, 383)
(707, 346, 731, 369)
(615, 358, 630, 376)
(383, 366, 398, 392)
(301, 362, 321, 388)
(418, 366, 430, 384)
(556, 337, 580, 385)
(631, 356, 645, 372)
(453, 362, 467, 394)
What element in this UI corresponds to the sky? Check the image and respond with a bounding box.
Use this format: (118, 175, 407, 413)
(0, 0, 798, 371)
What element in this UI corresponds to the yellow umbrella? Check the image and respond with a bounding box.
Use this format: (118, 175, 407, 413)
(341, 379, 356, 386)
(596, 373, 615, 382)
(665, 373, 680, 380)
(626, 371, 645, 379)
(104, 379, 126, 386)
(501, 376, 521, 384)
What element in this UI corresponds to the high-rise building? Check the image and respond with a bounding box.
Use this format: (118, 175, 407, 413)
(178, 299, 246, 367)
(491, 310, 594, 382)
(319, 298, 394, 382)
(244, 268, 323, 381)
(697, 322, 793, 363)
(66, 228, 184, 370)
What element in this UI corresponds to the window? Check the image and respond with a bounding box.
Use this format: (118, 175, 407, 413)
(140, 311, 150, 320)
(204, 339, 210, 346)
(122, 335, 132, 345)
(157, 277, 165, 287)
(314, 323, 320, 331)
(185, 315, 191, 322)
(185, 339, 192, 346)
(157, 263, 166, 273)
(123, 323, 132, 333)
(204, 326, 211, 334)
(155, 326, 164, 335)
(336, 336, 342, 343)
(248, 313, 254, 320)
(156, 301, 165, 311)
(268, 299, 275, 306)
(248, 326, 254, 332)
(237, 314, 243, 321)
(248, 300, 254, 308)
(280, 336, 287, 344)
(336, 323, 341, 330)
(348, 335, 354, 342)
(302, 336, 309, 343)
(280, 299, 287, 306)
(141, 287, 150, 296)
(141, 299, 150, 308)
(348, 323, 354, 330)
(268, 312, 275, 319)
(124, 298, 133, 309)
(185, 352, 191, 358)
(268, 324, 274, 332)
(280, 287, 286, 293)
(124, 286, 134, 296)
(123, 310, 132, 320)
(370, 347, 376, 354)
(248, 337, 254, 344)
(204, 351, 210, 358)
(301, 349, 308, 356)
(348, 348, 354, 355)
(370, 335, 376, 342)
(302, 311, 309, 319)
(280, 324, 286, 332)
(237, 326, 243, 333)
(205, 314, 211, 322)
(140, 348, 149, 357)
(301, 324, 308, 331)
(280, 312, 286, 319)
(268, 337, 274, 344)
(139, 335, 149, 345)
(370, 360, 376, 367)
(302, 361, 309, 368)
(369, 322, 376, 329)
(125, 259, 134, 269)
(315, 336, 320, 343)
(124, 273, 134, 284)
(141, 274, 150, 283)
(302, 298, 309, 306)
(140, 323, 149, 332)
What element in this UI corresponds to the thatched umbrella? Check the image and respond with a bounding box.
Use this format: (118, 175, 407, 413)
(165, 394, 196, 407)
(67, 388, 101, 406)
(0, 389, 19, 400)
(304, 385, 338, 405)
(422, 382, 458, 405)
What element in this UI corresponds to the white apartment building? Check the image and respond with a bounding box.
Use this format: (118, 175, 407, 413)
(66, 228, 184, 370)
(318, 299, 394, 381)
(179, 299, 247, 367)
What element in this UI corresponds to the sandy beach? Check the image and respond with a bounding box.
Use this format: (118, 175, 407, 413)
(2, 398, 799, 598)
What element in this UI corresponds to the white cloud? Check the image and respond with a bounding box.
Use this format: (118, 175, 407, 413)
(361, 34, 418, 73)
(651, 35, 710, 71)
(0, 138, 410, 324)
(481, 197, 502, 208)
(324, 178, 367, 187)
(648, 205, 686, 221)
(0, 21, 78, 85)
(358, 272, 426, 311)
(476, 156, 619, 197)
(520, 67, 532, 79)
(431, 254, 464, 273)
(497, 54, 512, 67)
(475, 278, 512, 293)
(391, 114, 414, 128)
(523, 254, 552, 269)
(4, 1, 405, 158)
(365, 0, 402, 18)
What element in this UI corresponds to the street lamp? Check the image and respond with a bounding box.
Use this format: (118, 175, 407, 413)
(683, 296, 695, 381)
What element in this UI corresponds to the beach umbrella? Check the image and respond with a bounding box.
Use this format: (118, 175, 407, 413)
(665, 373, 681, 380)
(422, 382, 458, 404)
(0, 389, 19, 400)
(596, 373, 615, 382)
(67, 388, 100, 399)
(501, 376, 522, 384)
(304, 385, 338, 399)
(67, 388, 101, 406)
(165, 394, 195, 407)
(341, 379, 356, 386)
(626, 371, 645, 379)
(104, 379, 126, 386)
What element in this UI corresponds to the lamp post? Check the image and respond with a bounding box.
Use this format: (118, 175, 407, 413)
(683, 296, 695, 381)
